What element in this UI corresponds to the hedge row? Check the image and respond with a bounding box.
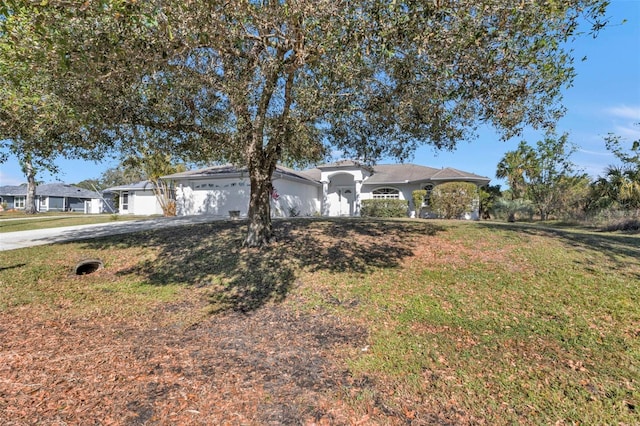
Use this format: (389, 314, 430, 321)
(360, 199, 409, 217)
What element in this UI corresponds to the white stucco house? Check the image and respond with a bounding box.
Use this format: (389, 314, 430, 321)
(0, 183, 106, 213)
(105, 161, 490, 219)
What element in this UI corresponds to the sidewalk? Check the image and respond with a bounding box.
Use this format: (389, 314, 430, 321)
(0, 215, 228, 251)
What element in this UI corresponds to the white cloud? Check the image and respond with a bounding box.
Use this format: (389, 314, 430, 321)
(605, 105, 640, 121)
(577, 148, 614, 156)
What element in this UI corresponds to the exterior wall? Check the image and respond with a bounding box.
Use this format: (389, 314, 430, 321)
(88, 199, 104, 214)
(131, 191, 164, 215)
(115, 189, 161, 215)
(359, 184, 415, 202)
(176, 178, 251, 217)
(272, 178, 320, 217)
(359, 184, 416, 217)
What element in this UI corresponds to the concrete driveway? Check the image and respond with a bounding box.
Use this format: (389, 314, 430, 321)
(0, 215, 228, 251)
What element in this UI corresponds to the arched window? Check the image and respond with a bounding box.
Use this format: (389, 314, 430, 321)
(423, 184, 434, 206)
(372, 187, 400, 199)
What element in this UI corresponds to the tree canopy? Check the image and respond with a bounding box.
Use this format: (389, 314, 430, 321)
(495, 133, 588, 220)
(0, 0, 609, 243)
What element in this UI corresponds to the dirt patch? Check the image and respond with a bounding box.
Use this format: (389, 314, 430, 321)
(0, 304, 368, 425)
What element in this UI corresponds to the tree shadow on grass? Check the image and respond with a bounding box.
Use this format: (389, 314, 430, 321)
(477, 221, 640, 279)
(80, 218, 443, 313)
(0, 263, 26, 272)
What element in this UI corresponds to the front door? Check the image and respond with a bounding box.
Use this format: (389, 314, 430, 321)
(338, 187, 355, 216)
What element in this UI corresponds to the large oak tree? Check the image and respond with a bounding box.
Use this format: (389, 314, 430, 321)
(1, 0, 608, 244)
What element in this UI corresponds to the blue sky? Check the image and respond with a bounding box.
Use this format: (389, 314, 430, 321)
(1, 1, 639, 188)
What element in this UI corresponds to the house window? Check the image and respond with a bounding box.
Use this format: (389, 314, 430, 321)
(423, 184, 434, 206)
(14, 196, 26, 209)
(372, 188, 400, 199)
(121, 192, 129, 210)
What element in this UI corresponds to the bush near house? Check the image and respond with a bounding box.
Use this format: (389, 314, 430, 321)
(430, 182, 477, 219)
(360, 199, 408, 218)
(412, 189, 427, 217)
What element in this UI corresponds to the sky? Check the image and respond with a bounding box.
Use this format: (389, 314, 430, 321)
(1, 0, 639, 188)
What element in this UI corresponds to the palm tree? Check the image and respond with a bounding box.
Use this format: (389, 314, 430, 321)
(590, 165, 640, 211)
(496, 142, 536, 200)
(618, 166, 640, 209)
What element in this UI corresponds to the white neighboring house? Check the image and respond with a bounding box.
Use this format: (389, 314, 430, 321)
(103, 181, 165, 216)
(156, 161, 490, 219)
(0, 183, 105, 213)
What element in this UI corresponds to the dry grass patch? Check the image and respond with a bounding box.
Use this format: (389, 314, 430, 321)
(1, 218, 638, 425)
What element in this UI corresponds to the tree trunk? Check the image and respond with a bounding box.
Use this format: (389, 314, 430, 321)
(24, 159, 38, 214)
(244, 158, 277, 248)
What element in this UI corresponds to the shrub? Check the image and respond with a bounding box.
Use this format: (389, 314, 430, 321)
(361, 199, 408, 218)
(430, 182, 478, 219)
(493, 198, 534, 222)
(586, 208, 640, 232)
(601, 217, 640, 232)
(412, 190, 427, 217)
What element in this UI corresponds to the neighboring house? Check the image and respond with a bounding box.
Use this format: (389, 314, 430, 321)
(103, 181, 165, 216)
(0, 183, 105, 213)
(151, 161, 490, 219)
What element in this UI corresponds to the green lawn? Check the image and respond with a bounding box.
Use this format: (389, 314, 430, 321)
(0, 218, 638, 424)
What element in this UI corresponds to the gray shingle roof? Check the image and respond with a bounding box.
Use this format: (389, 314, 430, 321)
(430, 167, 490, 183)
(0, 183, 101, 199)
(311, 162, 490, 185)
(162, 164, 320, 185)
(155, 161, 489, 187)
(363, 164, 442, 184)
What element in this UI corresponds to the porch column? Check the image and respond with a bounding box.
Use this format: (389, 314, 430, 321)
(354, 179, 362, 216)
(321, 180, 329, 216)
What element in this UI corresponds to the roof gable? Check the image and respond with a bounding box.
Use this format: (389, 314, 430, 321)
(430, 167, 490, 183)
